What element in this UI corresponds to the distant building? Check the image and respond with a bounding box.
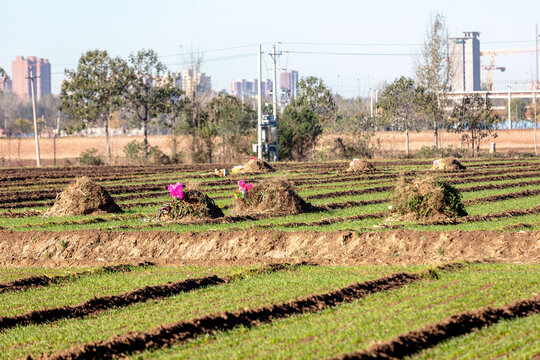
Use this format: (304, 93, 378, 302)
(170, 72, 182, 89)
(449, 32, 481, 92)
(182, 69, 211, 96)
(230, 78, 272, 100)
(280, 70, 299, 102)
(11, 56, 51, 99)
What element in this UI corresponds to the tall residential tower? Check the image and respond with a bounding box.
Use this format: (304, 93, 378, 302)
(12, 56, 51, 99)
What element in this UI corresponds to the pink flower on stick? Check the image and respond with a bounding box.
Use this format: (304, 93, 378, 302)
(168, 182, 184, 199)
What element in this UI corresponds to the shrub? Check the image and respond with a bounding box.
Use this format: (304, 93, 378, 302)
(78, 149, 104, 166)
(390, 175, 467, 220)
(415, 145, 467, 159)
(123, 140, 170, 165)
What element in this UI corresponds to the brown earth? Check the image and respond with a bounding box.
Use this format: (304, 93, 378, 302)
(0, 129, 537, 165)
(0, 229, 538, 267)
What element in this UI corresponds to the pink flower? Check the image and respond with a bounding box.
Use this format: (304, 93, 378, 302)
(168, 182, 183, 199)
(250, 156, 257, 160)
(238, 180, 253, 196)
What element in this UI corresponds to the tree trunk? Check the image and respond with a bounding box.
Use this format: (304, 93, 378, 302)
(405, 128, 410, 156)
(535, 117, 538, 156)
(434, 119, 439, 149)
(471, 133, 475, 158)
(17, 137, 21, 166)
(143, 109, 148, 165)
(104, 115, 112, 165)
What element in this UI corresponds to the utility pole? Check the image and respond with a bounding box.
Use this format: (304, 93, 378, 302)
(26, 69, 41, 167)
(375, 89, 379, 116)
(270, 44, 281, 161)
(535, 23, 538, 155)
(257, 44, 262, 159)
(507, 86, 511, 130)
(54, 116, 60, 166)
(370, 89, 373, 118)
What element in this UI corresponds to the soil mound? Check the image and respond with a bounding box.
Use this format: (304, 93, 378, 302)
(157, 188, 224, 221)
(432, 157, 466, 171)
(389, 175, 467, 221)
(230, 178, 313, 216)
(234, 158, 274, 174)
(346, 159, 375, 172)
(43, 177, 121, 217)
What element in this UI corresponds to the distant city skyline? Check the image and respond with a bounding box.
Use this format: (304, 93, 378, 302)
(1, 0, 540, 98)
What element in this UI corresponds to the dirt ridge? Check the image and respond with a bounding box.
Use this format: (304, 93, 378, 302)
(33, 269, 441, 360)
(0, 263, 301, 331)
(330, 295, 540, 360)
(0, 262, 153, 294)
(1, 229, 538, 267)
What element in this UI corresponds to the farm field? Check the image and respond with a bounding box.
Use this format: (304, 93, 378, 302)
(0, 158, 539, 359)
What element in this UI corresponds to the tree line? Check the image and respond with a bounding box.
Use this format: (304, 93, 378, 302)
(1, 13, 537, 164)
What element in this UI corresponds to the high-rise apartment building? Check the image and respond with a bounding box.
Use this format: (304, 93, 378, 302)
(449, 32, 481, 92)
(12, 56, 51, 99)
(182, 69, 211, 96)
(230, 78, 272, 99)
(280, 70, 299, 102)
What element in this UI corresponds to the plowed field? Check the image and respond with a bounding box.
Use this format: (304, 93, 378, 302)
(1, 159, 539, 359)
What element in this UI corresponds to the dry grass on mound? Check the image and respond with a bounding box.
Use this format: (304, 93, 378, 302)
(235, 158, 274, 174)
(346, 159, 376, 172)
(388, 175, 467, 221)
(230, 178, 313, 216)
(157, 188, 224, 222)
(432, 157, 466, 171)
(43, 177, 122, 217)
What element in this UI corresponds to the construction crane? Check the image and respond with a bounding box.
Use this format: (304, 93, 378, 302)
(480, 48, 536, 91)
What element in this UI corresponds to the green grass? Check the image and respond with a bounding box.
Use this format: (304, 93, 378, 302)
(2, 159, 540, 233)
(0, 267, 90, 283)
(409, 313, 540, 359)
(132, 263, 539, 360)
(0, 265, 419, 359)
(0, 265, 241, 317)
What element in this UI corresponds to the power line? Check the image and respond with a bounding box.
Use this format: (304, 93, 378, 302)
(283, 50, 419, 56)
(159, 42, 272, 58)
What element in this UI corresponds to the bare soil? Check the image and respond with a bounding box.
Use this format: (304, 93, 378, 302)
(0, 229, 538, 267)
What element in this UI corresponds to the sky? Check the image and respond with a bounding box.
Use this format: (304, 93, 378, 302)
(2, 0, 540, 98)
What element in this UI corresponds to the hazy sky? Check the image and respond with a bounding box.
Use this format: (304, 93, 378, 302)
(2, 0, 540, 97)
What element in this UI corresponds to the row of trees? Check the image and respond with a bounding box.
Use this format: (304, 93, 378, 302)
(60, 49, 255, 165)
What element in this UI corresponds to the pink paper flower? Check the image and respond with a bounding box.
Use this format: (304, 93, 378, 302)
(168, 182, 183, 199)
(237, 180, 253, 197)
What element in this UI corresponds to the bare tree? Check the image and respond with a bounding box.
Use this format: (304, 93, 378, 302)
(415, 13, 454, 148)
